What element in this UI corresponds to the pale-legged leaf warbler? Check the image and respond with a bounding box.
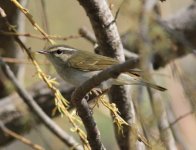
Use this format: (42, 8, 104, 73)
(38, 45, 166, 91)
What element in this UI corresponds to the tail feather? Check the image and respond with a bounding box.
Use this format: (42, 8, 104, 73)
(141, 81, 167, 91)
(111, 73, 167, 91)
(112, 79, 167, 91)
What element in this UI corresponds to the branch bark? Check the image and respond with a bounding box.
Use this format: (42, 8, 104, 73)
(76, 1, 138, 149)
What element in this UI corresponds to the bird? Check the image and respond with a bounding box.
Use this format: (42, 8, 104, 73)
(38, 45, 166, 91)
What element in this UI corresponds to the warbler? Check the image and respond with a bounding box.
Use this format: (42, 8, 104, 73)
(38, 45, 166, 91)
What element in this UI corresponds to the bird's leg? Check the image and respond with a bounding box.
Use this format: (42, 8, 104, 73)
(84, 87, 103, 102)
(89, 88, 110, 109)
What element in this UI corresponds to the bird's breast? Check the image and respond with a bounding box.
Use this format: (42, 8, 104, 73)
(56, 66, 98, 86)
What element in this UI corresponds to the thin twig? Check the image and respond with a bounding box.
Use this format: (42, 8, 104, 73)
(0, 121, 45, 150)
(78, 27, 139, 59)
(79, 27, 96, 44)
(11, 0, 54, 44)
(164, 110, 194, 130)
(113, 0, 124, 22)
(1, 57, 48, 65)
(40, 0, 50, 34)
(0, 31, 82, 41)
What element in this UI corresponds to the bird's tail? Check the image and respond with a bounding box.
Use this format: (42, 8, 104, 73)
(111, 73, 167, 91)
(140, 81, 167, 91)
(112, 80, 167, 91)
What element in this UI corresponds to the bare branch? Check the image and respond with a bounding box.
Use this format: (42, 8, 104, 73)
(0, 121, 45, 150)
(165, 110, 194, 131)
(76, 0, 138, 149)
(39, 0, 50, 34)
(78, 27, 139, 59)
(79, 27, 96, 44)
(11, 0, 54, 44)
(0, 31, 81, 41)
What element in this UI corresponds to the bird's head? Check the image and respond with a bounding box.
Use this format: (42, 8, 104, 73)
(38, 45, 77, 66)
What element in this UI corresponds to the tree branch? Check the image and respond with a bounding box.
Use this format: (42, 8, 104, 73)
(0, 121, 45, 150)
(76, 0, 138, 149)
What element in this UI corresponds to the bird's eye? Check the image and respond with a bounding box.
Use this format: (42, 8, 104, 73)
(56, 49, 62, 54)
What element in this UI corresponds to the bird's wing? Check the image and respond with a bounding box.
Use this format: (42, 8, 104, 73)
(67, 50, 119, 71)
(67, 50, 142, 76)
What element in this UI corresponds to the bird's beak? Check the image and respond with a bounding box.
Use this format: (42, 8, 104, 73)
(37, 50, 49, 54)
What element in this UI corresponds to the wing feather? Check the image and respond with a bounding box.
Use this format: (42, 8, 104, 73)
(67, 50, 119, 71)
(67, 50, 141, 77)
